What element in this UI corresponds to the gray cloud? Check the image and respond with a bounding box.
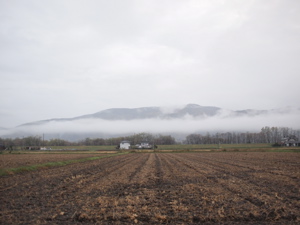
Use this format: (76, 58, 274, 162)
(1, 0, 300, 128)
(1, 109, 299, 140)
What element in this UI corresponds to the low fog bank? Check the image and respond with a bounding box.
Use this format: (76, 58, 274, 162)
(1, 111, 299, 141)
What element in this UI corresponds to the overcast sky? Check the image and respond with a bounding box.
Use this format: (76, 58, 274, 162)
(1, 0, 300, 128)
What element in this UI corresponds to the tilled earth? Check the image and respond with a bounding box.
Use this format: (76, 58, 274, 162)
(0, 153, 110, 169)
(0, 152, 299, 224)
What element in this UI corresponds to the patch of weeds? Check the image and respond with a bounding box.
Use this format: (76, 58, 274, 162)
(0, 152, 128, 176)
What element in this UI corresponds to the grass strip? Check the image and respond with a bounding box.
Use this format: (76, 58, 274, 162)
(128, 148, 300, 153)
(0, 152, 128, 176)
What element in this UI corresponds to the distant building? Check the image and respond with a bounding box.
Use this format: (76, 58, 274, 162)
(120, 141, 131, 149)
(281, 137, 299, 146)
(136, 142, 152, 149)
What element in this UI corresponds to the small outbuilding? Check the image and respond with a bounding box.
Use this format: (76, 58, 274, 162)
(120, 141, 131, 149)
(136, 142, 152, 149)
(281, 137, 299, 147)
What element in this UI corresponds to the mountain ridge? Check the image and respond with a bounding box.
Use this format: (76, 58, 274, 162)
(17, 104, 287, 127)
(1, 104, 299, 141)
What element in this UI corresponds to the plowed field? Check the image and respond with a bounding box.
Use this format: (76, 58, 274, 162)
(0, 153, 110, 169)
(0, 152, 299, 224)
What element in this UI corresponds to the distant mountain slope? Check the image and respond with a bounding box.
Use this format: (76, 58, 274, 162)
(1, 104, 299, 141)
(75, 107, 162, 120)
(18, 103, 285, 127)
(18, 104, 221, 126)
(74, 104, 221, 121)
(167, 104, 221, 118)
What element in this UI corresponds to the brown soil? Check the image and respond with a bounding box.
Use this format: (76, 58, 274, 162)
(0, 153, 109, 169)
(0, 152, 299, 224)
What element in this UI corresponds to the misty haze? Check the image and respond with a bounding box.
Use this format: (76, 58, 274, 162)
(1, 104, 299, 141)
(1, 2, 300, 224)
(1, 0, 300, 133)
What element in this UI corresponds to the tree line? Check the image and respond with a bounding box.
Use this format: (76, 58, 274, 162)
(0, 127, 299, 148)
(0, 133, 176, 147)
(185, 127, 300, 144)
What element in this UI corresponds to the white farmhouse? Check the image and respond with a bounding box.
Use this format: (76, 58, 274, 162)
(136, 142, 152, 149)
(120, 141, 131, 149)
(141, 142, 151, 148)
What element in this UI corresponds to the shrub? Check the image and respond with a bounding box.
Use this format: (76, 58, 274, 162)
(272, 143, 281, 147)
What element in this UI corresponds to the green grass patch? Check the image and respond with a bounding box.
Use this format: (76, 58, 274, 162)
(1, 145, 119, 152)
(0, 152, 128, 176)
(48, 145, 118, 151)
(6, 143, 275, 152)
(127, 146, 300, 153)
(4, 144, 299, 154)
(156, 143, 274, 150)
(265, 148, 300, 153)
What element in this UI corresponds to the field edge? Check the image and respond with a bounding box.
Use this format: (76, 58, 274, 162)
(0, 152, 128, 176)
